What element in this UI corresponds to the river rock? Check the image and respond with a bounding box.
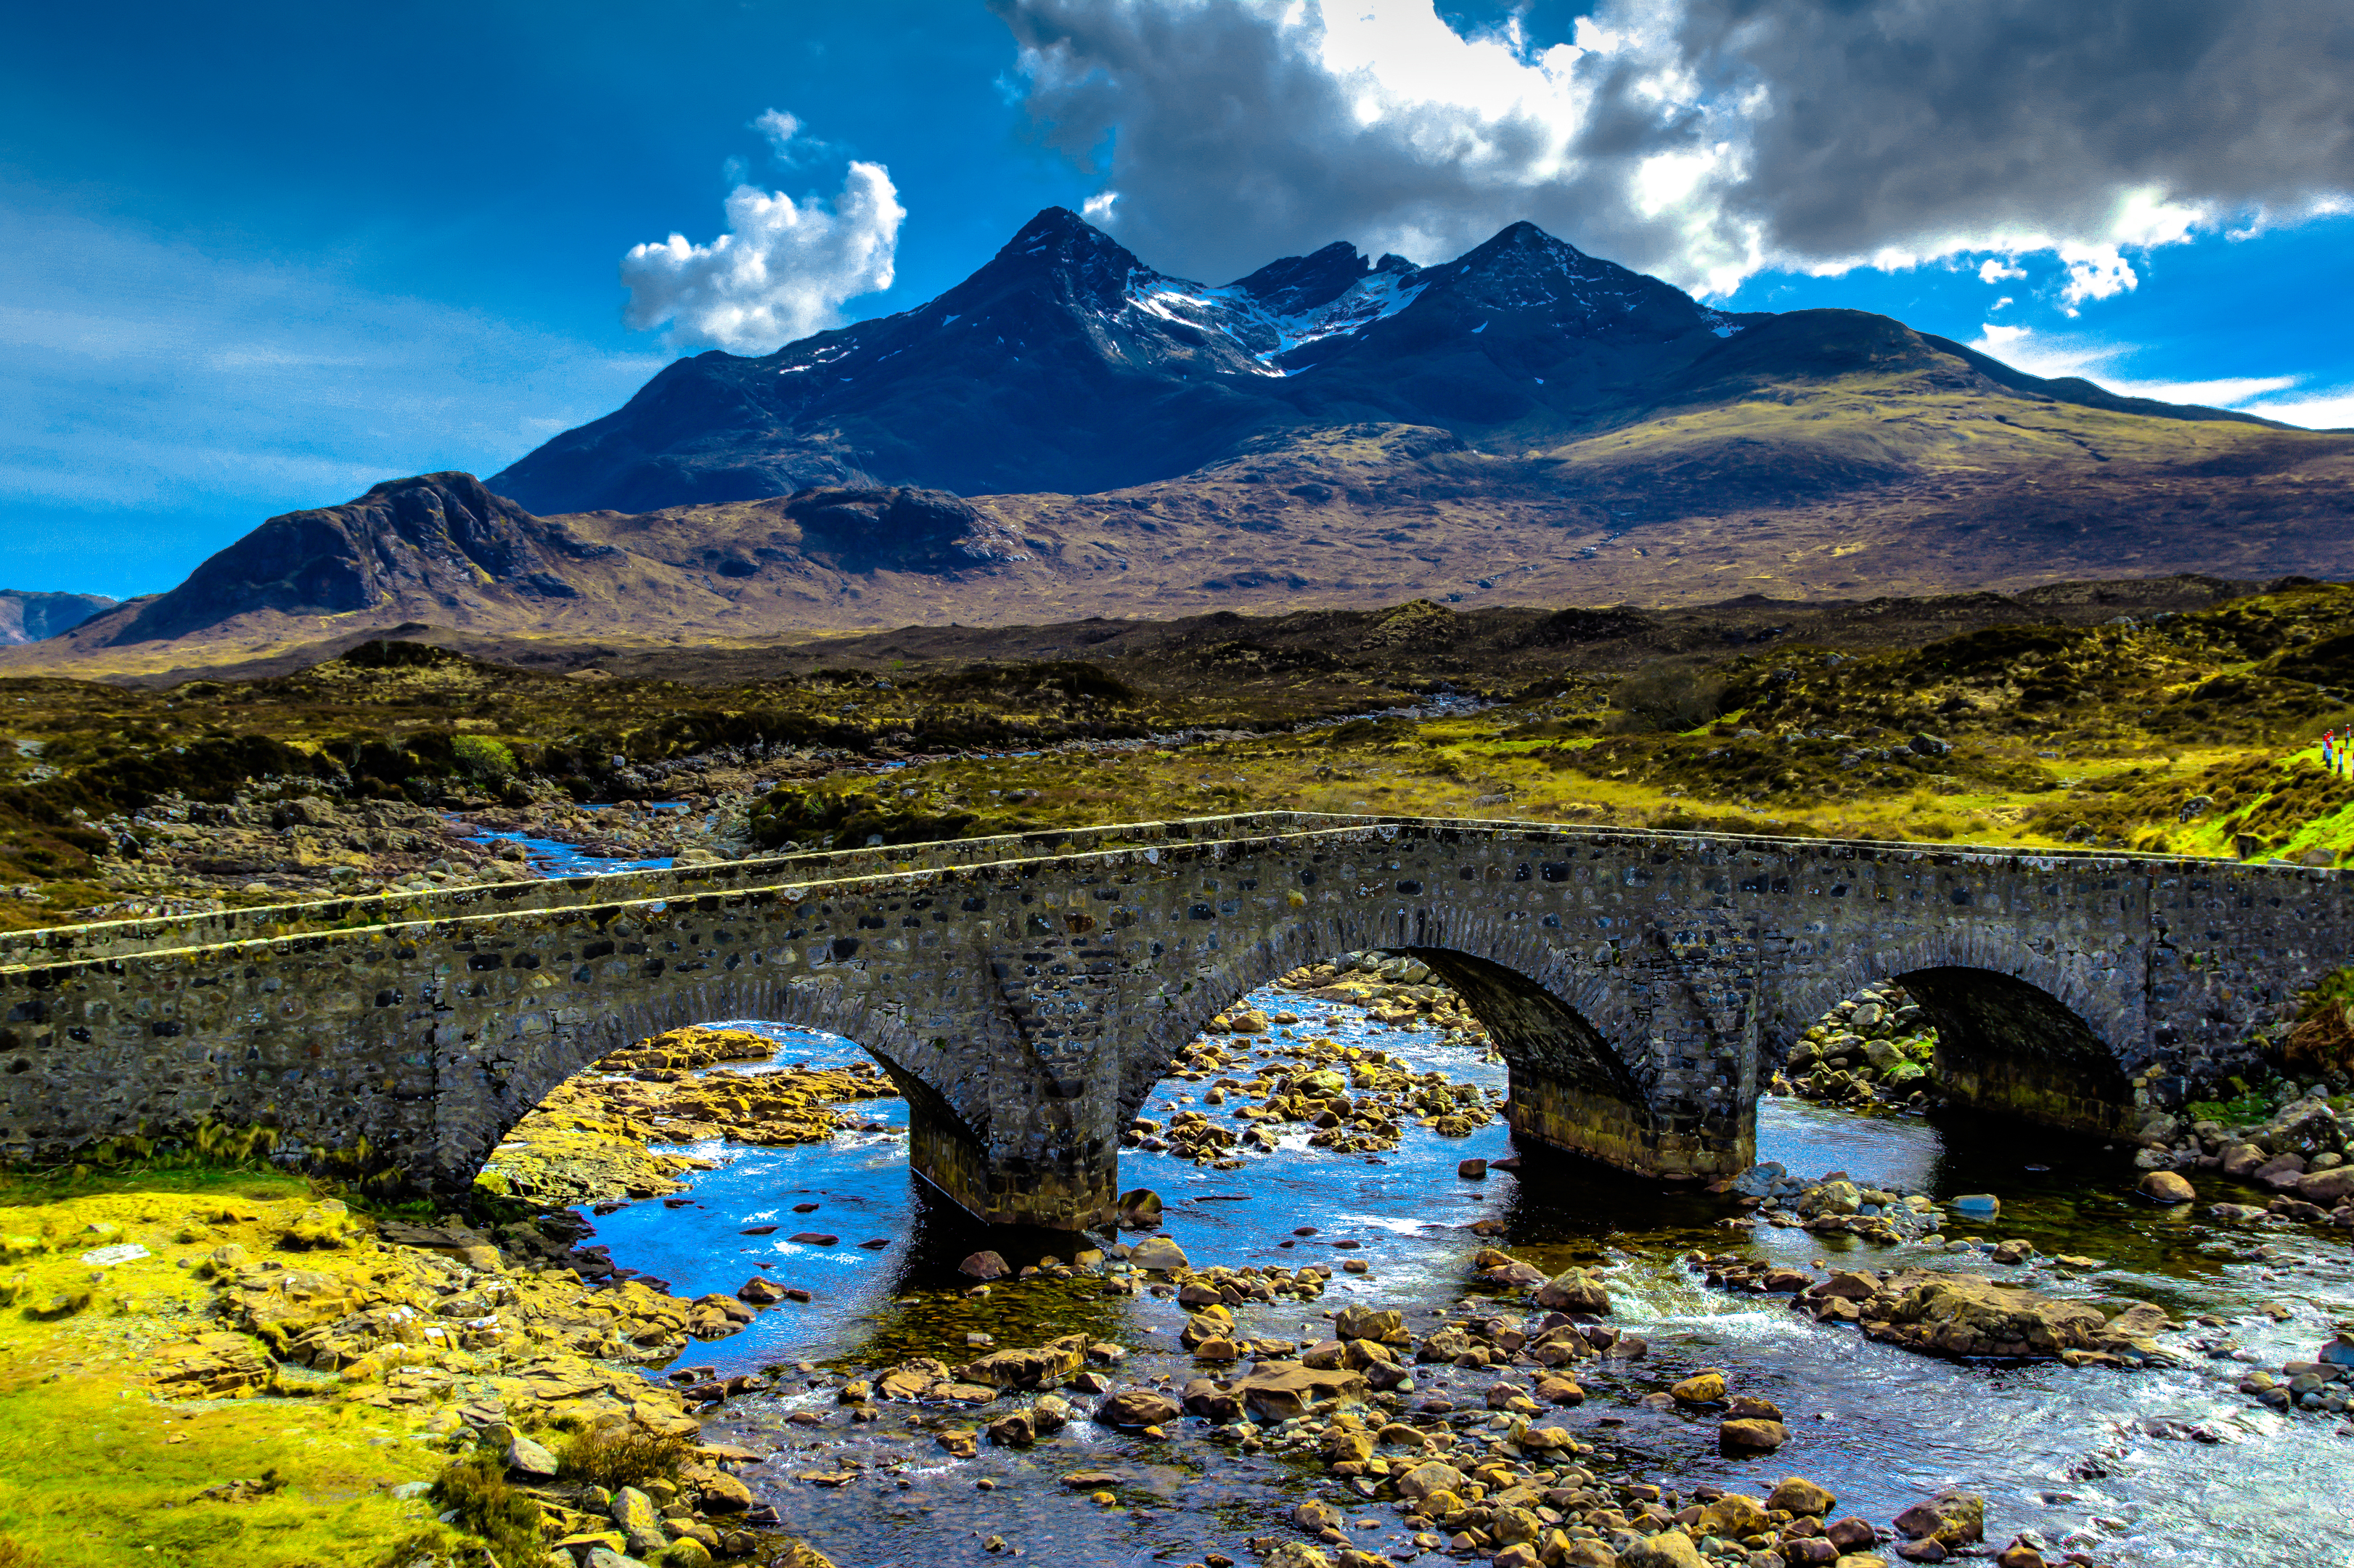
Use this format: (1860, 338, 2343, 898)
(662, 1540, 715, 1568)
(1261, 1545, 1331, 1568)
(1471, 1247, 1548, 1288)
(961, 1334, 1089, 1389)
(2297, 1165, 2354, 1204)
(1948, 1194, 1999, 1220)
(1394, 1460, 1468, 1501)
(612, 1486, 670, 1559)
(1619, 1532, 1707, 1568)
(1333, 1305, 1409, 1343)
(1720, 1417, 1789, 1452)
(699, 1473, 753, 1513)
(1802, 1270, 2171, 1364)
(1128, 1236, 1190, 1271)
(1227, 1363, 1368, 1420)
(2253, 1153, 2308, 1189)
(986, 1410, 1036, 1447)
(2218, 1141, 2266, 1177)
(1894, 1490, 1985, 1545)
(1534, 1267, 1611, 1313)
(737, 1277, 786, 1304)
(1458, 1159, 1488, 1179)
(1117, 1188, 1164, 1225)
(1095, 1388, 1180, 1427)
(2138, 1170, 2196, 1204)
(957, 1251, 1010, 1280)
(1701, 1493, 1771, 1538)
(1770, 1477, 1837, 1515)
(1670, 1371, 1726, 1404)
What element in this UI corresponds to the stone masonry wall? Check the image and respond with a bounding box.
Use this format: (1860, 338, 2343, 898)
(1, 815, 2345, 1228)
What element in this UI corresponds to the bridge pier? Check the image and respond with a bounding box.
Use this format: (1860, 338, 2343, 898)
(896, 1074, 1117, 1232)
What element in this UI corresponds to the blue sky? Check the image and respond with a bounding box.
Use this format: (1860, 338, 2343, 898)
(4, 0, 2349, 600)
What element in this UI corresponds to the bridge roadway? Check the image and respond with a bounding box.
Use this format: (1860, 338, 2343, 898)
(1, 812, 2344, 1230)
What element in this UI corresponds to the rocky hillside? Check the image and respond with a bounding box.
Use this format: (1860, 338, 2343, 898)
(0, 590, 117, 645)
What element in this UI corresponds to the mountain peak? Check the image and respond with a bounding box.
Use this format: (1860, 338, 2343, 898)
(102, 473, 610, 647)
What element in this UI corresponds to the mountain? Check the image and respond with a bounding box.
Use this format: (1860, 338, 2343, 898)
(491, 208, 2285, 519)
(0, 591, 118, 646)
(9, 211, 2351, 681)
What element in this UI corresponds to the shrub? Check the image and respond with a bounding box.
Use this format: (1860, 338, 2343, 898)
(429, 1449, 543, 1567)
(557, 1427, 691, 1491)
(452, 735, 518, 784)
(2286, 967, 2354, 1077)
(1609, 660, 1727, 733)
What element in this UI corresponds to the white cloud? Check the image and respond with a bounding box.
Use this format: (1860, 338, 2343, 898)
(2057, 242, 2136, 311)
(2239, 390, 2354, 430)
(1966, 324, 2310, 409)
(621, 157, 904, 354)
(994, 0, 2354, 301)
(1991, 295, 2014, 310)
(755, 109, 804, 158)
(1082, 189, 1120, 221)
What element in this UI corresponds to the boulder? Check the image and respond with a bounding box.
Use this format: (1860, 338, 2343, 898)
(1893, 1490, 1985, 1546)
(1619, 1533, 1707, 1568)
(1227, 1363, 1367, 1421)
(2296, 1165, 2354, 1205)
(504, 1434, 560, 1478)
(1769, 1477, 1837, 1516)
(2138, 1170, 2196, 1204)
(1458, 1159, 1488, 1180)
(961, 1334, 1090, 1389)
(1669, 1371, 1726, 1404)
(1127, 1236, 1190, 1272)
(1117, 1188, 1164, 1226)
(985, 1410, 1037, 1447)
(1720, 1418, 1789, 1452)
(957, 1251, 1009, 1281)
(1393, 1461, 1469, 1501)
(1534, 1267, 1611, 1313)
(1333, 1305, 1408, 1344)
(611, 1486, 671, 1560)
(1471, 1247, 1548, 1288)
(1699, 1493, 1771, 1538)
(737, 1277, 786, 1304)
(2252, 1153, 2308, 1190)
(1094, 1388, 1181, 1427)
(698, 1473, 753, 1514)
(1261, 1546, 1332, 1568)
(2218, 1142, 2266, 1177)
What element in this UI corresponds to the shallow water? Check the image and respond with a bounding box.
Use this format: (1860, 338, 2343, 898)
(571, 996, 2354, 1568)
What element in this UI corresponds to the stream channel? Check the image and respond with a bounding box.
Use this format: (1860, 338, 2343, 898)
(554, 990, 2354, 1568)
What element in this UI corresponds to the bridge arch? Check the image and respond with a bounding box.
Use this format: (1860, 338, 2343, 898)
(1123, 904, 1736, 1182)
(1762, 936, 2138, 1137)
(436, 950, 1018, 1214)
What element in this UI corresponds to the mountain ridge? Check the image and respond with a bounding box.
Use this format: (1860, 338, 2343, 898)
(9, 210, 2349, 680)
(489, 208, 2289, 518)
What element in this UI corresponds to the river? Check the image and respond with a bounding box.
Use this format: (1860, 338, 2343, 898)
(559, 987, 2354, 1568)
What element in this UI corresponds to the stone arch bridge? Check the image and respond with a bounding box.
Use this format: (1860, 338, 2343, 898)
(1, 813, 2343, 1230)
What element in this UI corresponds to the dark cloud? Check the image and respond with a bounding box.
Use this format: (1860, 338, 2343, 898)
(990, 0, 2354, 295)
